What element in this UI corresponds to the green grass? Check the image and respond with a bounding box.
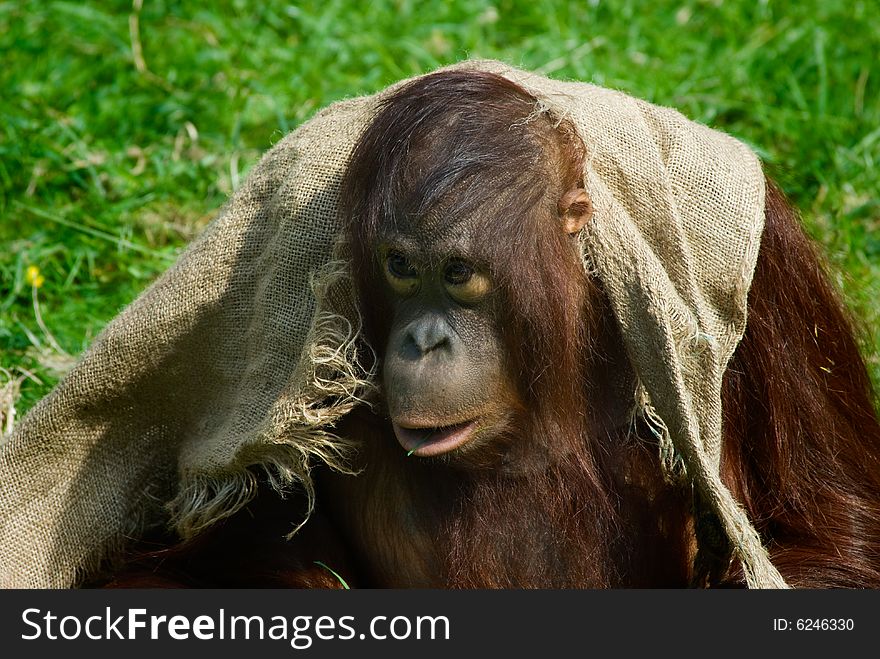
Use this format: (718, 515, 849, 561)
(1, 0, 878, 419)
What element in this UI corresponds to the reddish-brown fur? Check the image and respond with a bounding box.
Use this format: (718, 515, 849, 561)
(719, 181, 880, 587)
(96, 491, 354, 588)
(96, 72, 880, 589)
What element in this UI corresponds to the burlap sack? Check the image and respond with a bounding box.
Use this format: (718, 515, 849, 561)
(0, 60, 788, 588)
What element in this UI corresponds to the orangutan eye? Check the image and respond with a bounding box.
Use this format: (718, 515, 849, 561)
(444, 259, 491, 303)
(444, 260, 473, 285)
(384, 250, 420, 297)
(386, 251, 417, 279)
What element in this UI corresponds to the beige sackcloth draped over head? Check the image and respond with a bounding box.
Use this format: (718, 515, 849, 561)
(0, 60, 788, 588)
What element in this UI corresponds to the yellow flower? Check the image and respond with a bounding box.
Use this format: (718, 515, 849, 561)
(25, 265, 45, 289)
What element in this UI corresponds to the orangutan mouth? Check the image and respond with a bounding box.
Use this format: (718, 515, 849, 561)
(392, 419, 478, 457)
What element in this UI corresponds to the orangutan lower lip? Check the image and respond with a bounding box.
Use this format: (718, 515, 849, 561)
(392, 420, 477, 457)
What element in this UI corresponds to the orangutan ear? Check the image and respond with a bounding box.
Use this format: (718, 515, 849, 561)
(557, 188, 592, 235)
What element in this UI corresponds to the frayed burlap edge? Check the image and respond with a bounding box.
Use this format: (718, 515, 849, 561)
(168, 253, 376, 541)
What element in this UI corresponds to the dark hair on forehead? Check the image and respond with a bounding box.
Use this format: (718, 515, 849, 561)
(342, 69, 586, 245)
